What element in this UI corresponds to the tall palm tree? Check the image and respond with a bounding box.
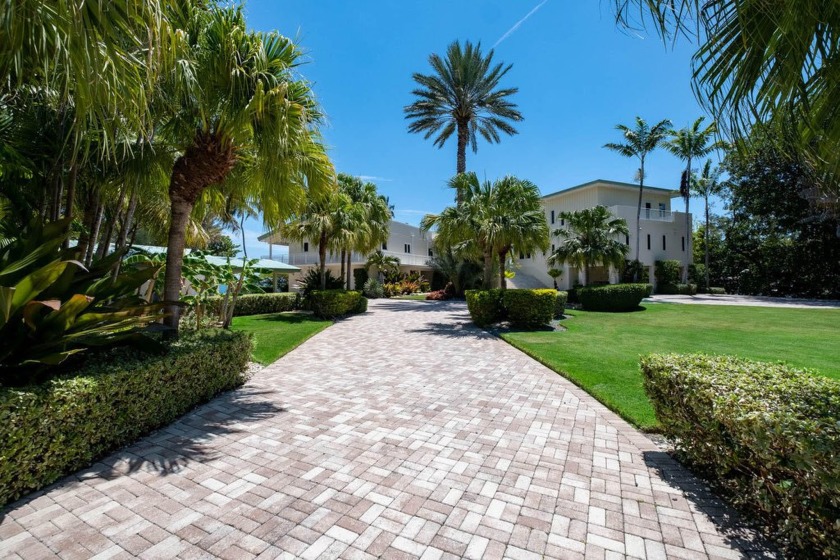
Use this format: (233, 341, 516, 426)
(337, 174, 392, 288)
(282, 190, 350, 291)
(604, 116, 671, 272)
(665, 117, 721, 281)
(365, 250, 400, 282)
(548, 206, 629, 286)
(490, 177, 549, 289)
(691, 159, 723, 292)
(158, 5, 333, 329)
(612, 1, 840, 206)
(404, 41, 523, 202)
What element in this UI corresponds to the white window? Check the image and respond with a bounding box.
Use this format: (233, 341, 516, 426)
(404, 243, 410, 253)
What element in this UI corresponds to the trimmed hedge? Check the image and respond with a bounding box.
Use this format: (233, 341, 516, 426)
(354, 296, 368, 314)
(657, 283, 698, 295)
(0, 329, 252, 507)
(208, 292, 300, 317)
(708, 286, 726, 295)
(655, 259, 682, 286)
(578, 283, 652, 311)
(554, 290, 568, 319)
(465, 289, 503, 327)
(309, 290, 364, 319)
(641, 354, 840, 559)
(502, 289, 556, 328)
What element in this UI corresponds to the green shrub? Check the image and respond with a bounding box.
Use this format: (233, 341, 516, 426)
(708, 286, 726, 295)
(0, 329, 251, 507)
(353, 268, 368, 290)
(298, 268, 344, 298)
(309, 290, 363, 318)
(502, 289, 556, 328)
(641, 354, 840, 559)
(207, 292, 299, 317)
(465, 289, 503, 327)
(578, 283, 651, 311)
(554, 291, 568, 318)
(363, 278, 385, 299)
(656, 283, 698, 295)
(621, 259, 646, 283)
(354, 296, 368, 314)
(688, 263, 706, 285)
(655, 259, 682, 286)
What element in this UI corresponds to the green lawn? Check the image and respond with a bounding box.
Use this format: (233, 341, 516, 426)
(231, 312, 332, 365)
(501, 303, 840, 431)
(392, 294, 428, 301)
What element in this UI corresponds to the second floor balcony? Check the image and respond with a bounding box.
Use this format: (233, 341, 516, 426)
(284, 249, 432, 268)
(607, 205, 682, 222)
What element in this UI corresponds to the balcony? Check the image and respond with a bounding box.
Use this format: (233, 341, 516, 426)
(607, 205, 676, 222)
(285, 249, 431, 268)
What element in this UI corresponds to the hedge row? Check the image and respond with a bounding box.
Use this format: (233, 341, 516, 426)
(309, 290, 366, 318)
(554, 290, 568, 318)
(657, 283, 698, 295)
(465, 289, 559, 328)
(0, 329, 252, 507)
(641, 354, 840, 559)
(577, 283, 652, 311)
(207, 292, 300, 317)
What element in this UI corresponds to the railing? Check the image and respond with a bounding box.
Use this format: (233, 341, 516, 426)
(285, 249, 431, 267)
(607, 205, 676, 222)
(260, 254, 289, 263)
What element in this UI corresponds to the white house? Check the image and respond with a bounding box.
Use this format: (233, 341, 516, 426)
(516, 179, 692, 290)
(258, 220, 435, 290)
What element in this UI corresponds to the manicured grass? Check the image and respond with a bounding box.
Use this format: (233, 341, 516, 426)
(501, 303, 840, 431)
(231, 312, 331, 365)
(392, 294, 428, 301)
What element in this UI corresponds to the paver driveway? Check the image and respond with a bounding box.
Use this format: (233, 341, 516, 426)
(1, 300, 772, 559)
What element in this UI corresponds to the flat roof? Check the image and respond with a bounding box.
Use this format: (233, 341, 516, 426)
(542, 179, 679, 199)
(130, 245, 299, 272)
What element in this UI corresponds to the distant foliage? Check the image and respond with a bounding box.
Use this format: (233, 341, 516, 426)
(207, 293, 299, 317)
(654, 259, 682, 287)
(642, 354, 840, 559)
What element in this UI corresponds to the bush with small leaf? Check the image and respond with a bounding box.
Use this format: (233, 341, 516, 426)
(554, 291, 568, 318)
(502, 289, 556, 328)
(465, 289, 503, 327)
(577, 283, 651, 311)
(309, 290, 364, 318)
(654, 259, 682, 288)
(656, 283, 698, 295)
(641, 354, 840, 559)
(207, 292, 299, 317)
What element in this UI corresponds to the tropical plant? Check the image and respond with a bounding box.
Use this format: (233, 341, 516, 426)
(362, 278, 385, 299)
(297, 268, 344, 300)
(665, 117, 722, 281)
(158, 5, 333, 331)
(547, 268, 563, 289)
(426, 249, 483, 297)
(404, 41, 523, 200)
(612, 1, 840, 207)
(336, 174, 392, 288)
(691, 159, 723, 291)
(604, 117, 671, 270)
(365, 250, 400, 281)
(548, 206, 630, 286)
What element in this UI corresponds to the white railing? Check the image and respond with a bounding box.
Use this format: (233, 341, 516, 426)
(286, 249, 431, 267)
(607, 205, 676, 222)
(260, 254, 289, 263)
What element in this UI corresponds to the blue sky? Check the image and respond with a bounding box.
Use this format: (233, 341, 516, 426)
(236, 1, 723, 257)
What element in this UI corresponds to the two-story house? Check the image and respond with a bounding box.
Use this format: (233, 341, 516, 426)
(258, 220, 435, 290)
(517, 179, 691, 290)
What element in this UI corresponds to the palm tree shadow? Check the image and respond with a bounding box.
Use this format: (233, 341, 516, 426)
(643, 451, 778, 558)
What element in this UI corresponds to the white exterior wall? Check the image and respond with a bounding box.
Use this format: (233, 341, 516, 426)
(518, 181, 691, 290)
(261, 220, 435, 290)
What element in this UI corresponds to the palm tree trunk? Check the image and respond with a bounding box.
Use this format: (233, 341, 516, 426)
(346, 251, 351, 289)
(61, 162, 78, 249)
(705, 195, 710, 291)
(456, 120, 468, 204)
(85, 201, 104, 266)
(482, 250, 494, 289)
(634, 159, 645, 278)
(163, 197, 193, 330)
(584, 264, 590, 287)
(498, 248, 509, 289)
(683, 157, 691, 283)
(340, 249, 346, 282)
(318, 230, 327, 290)
(116, 187, 138, 251)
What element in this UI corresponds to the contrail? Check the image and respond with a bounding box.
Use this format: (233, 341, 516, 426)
(493, 0, 549, 48)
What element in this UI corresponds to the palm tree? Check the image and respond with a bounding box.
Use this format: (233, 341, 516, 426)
(282, 190, 349, 291)
(337, 174, 392, 288)
(604, 117, 671, 272)
(691, 159, 723, 292)
(490, 177, 549, 289)
(612, 1, 840, 206)
(158, 6, 333, 329)
(365, 250, 400, 282)
(665, 117, 721, 281)
(548, 206, 629, 286)
(404, 41, 523, 202)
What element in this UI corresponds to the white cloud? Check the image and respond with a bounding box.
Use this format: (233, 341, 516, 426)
(493, 0, 549, 48)
(357, 175, 393, 182)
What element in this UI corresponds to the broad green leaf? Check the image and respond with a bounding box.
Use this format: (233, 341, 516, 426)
(11, 262, 72, 313)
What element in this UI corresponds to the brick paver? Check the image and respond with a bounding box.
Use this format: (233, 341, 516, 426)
(1, 299, 774, 559)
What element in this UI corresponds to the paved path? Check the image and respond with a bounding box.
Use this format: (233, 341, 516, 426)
(1, 300, 772, 559)
(647, 293, 840, 309)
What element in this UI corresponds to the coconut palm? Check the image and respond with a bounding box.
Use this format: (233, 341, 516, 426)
(604, 117, 671, 272)
(665, 117, 721, 281)
(548, 206, 629, 286)
(158, 5, 333, 329)
(490, 177, 549, 289)
(612, 1, 840, 205)
(365, 250, 400, 281)
(691, 159, 723, 291)
(404, 41, 522, 201)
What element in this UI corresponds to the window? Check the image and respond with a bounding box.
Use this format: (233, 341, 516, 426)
(646, 234, 651, 250)
(681, 236, 685, 251)
(303, 242, 309, 252)
(551, 243, 555, 252)
(561, 218, 565, 226)
(625, 234, 629, 245)
(645, 202, 651, 218)
(659, 202, 666, 212)
(662, 235, 666, 250)
(550, 210, 555, 224)
(428, 248, 433, 257)
(382, 242, 387, 250)
(404, 243, 410, 253)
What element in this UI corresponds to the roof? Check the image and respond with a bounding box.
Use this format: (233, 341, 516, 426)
(130, 245, 299, 273)
(541, 179, 679, 199)
(258, 219, 428, 243)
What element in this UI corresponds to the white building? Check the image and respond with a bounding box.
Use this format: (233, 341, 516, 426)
(516, 179, 692, 290)
(258, 220, 435, 290)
